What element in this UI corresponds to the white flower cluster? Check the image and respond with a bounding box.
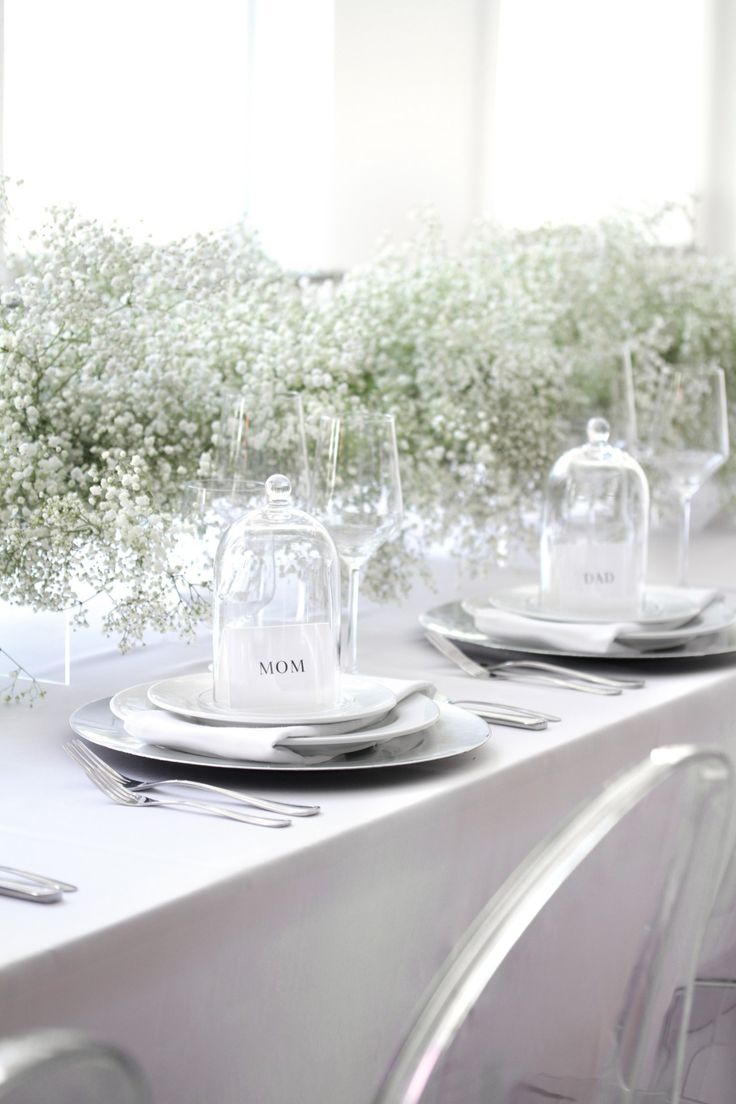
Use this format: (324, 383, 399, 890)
(290, 211, 736, 579)
(0, 208, 301, 673)
(2, 205, 735, 688)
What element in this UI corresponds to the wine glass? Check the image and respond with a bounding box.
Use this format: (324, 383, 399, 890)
(214, 390, 310, 505)
(627, 357, 730, 586)
(183, 477, 265, 542)
(311, 411, 403, 673)
(178, 477, 265, 598)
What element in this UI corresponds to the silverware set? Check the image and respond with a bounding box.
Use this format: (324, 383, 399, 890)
(425, 631, 645, 696)
(0, 866, 77, 904)
(64, 739, 320, 828)
(8, 741, 322, 903)
(59, 628, 642, 836)
(7, 606, 649, 899)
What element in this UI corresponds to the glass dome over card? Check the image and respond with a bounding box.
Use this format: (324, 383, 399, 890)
(213, 474, 341, 715)
(540, 418, 649, 619)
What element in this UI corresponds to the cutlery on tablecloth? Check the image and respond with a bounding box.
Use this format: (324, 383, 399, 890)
(435, 697, 547, 730)
(65, 743, 292, 827)
(440, 697, 561, 730)
(65, 739, 320, 817)
(0, 866, 77, 904)
(425, 631, 644, 694)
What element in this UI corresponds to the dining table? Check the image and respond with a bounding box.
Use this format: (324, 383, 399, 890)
(1, 530, 736, 1104)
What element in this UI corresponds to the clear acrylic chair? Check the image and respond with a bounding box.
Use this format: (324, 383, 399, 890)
(0, 1030, 149, 1104)
(374, 744, 734, 1104)
(676, 839, 736, 1103)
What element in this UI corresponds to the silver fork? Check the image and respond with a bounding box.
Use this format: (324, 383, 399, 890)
(425, 631, 645, 694)
(64, 743, 291, 827)
(66, 738, 319, 818)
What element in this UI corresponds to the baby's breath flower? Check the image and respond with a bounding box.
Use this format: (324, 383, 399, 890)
(2, 202, 735, 684)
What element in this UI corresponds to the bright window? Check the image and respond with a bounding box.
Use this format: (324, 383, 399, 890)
(490, 0, 706, 230)
(3, 0, 251, 244)
(1, 0, 711, 265)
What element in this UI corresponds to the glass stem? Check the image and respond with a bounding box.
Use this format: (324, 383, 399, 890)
(342, 565, 361, 673)
(677, 495, 692, 587)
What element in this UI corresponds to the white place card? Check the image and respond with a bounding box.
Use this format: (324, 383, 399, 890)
(214, 620, 338, 713)
(544, 543, 643, 619)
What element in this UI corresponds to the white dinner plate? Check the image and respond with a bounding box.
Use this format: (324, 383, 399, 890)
(111, 680, 385, 735)
(616, 598, 736, 650)
(145, 672, 397, 726)
(420, 600, 736, 661)
(110, 681, 440, 756)
(69, 698, 489, 771)
(486, 583, 704, 628)
(273, 693, 440, 753)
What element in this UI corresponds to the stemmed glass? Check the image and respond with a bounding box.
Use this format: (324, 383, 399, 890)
(625, 355, 730, 585)
(214, 390, 310, 505)
(311, 411, 403, 673)
(182, 477, 265, 552)
(177, 477, 265, 603)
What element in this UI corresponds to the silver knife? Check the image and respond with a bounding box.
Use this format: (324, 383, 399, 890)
(433, 692, 555, 730)
(0, 865, 77, 903)
(0, 878, 62, 903)
(458, 706, 546, 730)
(450, 698, 561, 724)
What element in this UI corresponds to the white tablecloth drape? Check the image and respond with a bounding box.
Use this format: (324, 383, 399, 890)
(1, 549, 736, 1103)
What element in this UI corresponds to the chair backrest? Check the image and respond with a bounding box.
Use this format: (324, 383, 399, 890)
(0, 1030, 149, 1104)
(374, 744, 734, 1104)
(676, 808, 736, 1103)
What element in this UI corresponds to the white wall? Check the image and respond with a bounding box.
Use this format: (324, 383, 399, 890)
(246, 0, 335, 270)
(489, 0, 705, 233)
(699, 0, 736, 256)
(247, 0, 497, 270)
(332, 0, 497, 268)
(249, 0, 707, 270)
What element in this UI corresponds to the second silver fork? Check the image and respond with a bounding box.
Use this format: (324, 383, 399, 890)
(66, 738, 320, 817)
(425, 631, 645, 693)
(64, 742, 292, 827)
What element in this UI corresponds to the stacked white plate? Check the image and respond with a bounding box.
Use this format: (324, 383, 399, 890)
(69, 673, 490, 772)
(461, 583, 736, 656)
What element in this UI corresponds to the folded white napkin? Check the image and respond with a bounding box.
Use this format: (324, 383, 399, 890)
(469, 589, 719, 655)
(123, 677, 435, 764)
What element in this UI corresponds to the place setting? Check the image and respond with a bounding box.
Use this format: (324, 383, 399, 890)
(422, 406, 736, 680)
(68, 461, 495, 823)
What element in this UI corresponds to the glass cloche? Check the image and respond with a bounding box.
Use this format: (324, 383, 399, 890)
(540, 418, 649, 619)
(213, 474, 341, 714)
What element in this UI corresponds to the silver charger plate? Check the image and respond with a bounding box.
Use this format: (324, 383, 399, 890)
(420, 600, 736, 661)
(69, 697, 489, 771)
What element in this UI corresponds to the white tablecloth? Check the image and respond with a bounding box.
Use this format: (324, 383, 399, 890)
(1, 543, 736, 1103)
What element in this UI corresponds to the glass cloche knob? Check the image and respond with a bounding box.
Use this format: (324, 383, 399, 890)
(586, 417, 610, 445)
(265, 473, 292, 505)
